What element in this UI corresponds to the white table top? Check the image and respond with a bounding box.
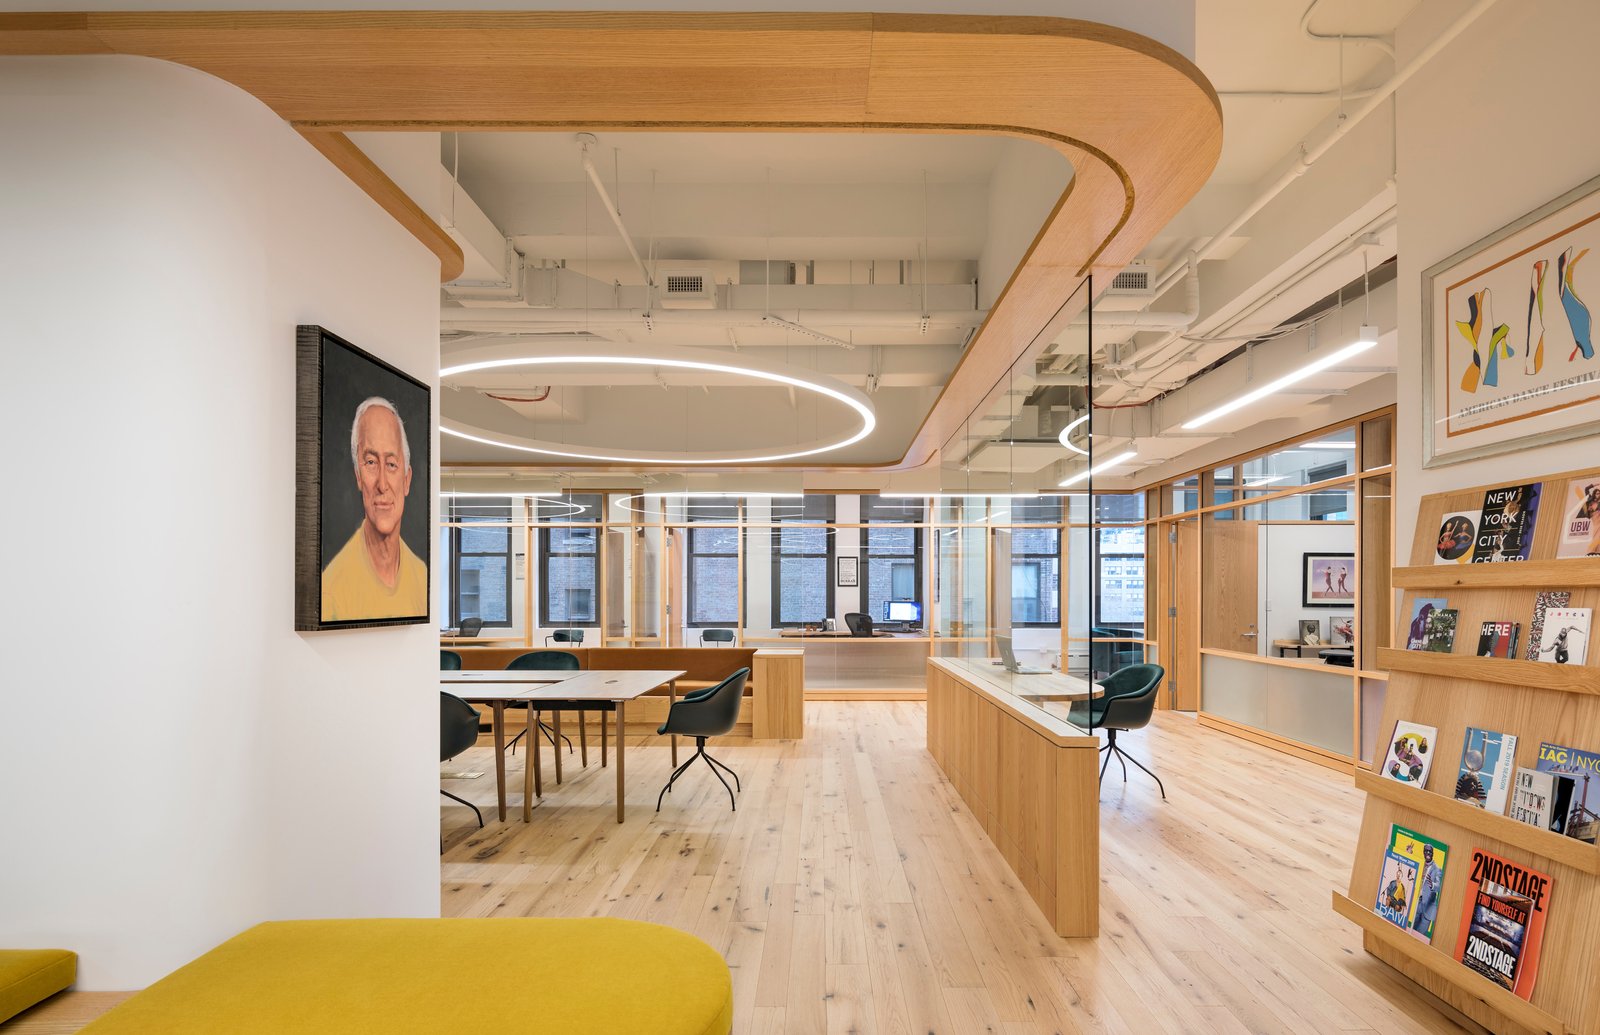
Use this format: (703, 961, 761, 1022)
(439, 669, 571, 683)
(521, 669, 688, 702)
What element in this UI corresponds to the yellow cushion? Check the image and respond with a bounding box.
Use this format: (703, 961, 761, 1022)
(81, 918, 731, 1035)
(0, 948, 77, 1024)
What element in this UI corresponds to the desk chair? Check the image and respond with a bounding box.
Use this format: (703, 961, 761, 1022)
(1067, 663, 1166, 800)
(504, 651, 589, 774)
(440, 691, 484, 830)
(440, 650, 462, 670)
(458, 617, 484, 638)
(700, 628, 735, 647)
(544, 628, 585, 647)
(844, 612, 874, 637)
(656, 668, 748, 812)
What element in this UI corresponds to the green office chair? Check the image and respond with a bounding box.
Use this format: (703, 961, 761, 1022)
(505, 651, 580, 759)
(656, 668, 749, 812)
(544, 628, 586, 647)
(700, 628, 735, 647)
(440, 649, 462, 670)
(440, 691, 484, 829)
(1068, 663, 1167, 800)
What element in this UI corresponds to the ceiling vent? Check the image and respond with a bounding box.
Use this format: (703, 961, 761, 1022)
(1105, 262, 1155, 297)
(657, 264, 716, 309)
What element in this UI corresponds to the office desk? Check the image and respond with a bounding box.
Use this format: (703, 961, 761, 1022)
(441, 669, 567, 822)
(1271, 639, 1312, 657)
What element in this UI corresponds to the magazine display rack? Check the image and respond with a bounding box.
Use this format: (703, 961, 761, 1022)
(1338, 464, 1600, 1035)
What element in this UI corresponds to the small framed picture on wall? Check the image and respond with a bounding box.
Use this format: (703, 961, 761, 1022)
(1329, 614, 1355, 646)
(1298, 619, 1323, 646)
(1302, 552, 1355, 608)
(837, 556, 859, 587)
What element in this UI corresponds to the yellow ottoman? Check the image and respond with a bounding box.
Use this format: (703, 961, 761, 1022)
(0, 948, 77, 1024)
(81, 918, 731, 1034)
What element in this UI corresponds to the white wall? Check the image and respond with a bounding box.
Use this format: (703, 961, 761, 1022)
(1396, 0, 1600, 537)
(0, 57, 441, 989)
(1257, 523, 1356, 648)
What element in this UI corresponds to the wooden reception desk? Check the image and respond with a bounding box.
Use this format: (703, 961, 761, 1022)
(925, 657, 1101, 937)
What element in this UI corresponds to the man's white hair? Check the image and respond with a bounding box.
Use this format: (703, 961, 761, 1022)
(350, 396, 411, 472)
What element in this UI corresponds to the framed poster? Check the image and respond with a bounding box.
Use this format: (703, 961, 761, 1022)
(1302, 552, 1354, 608)
(1329, 614, 1355, 646)
(295, 325, 431, 630)
(1298, 619, 1323, 646)
(836, 556, 859, 588)
(1423, 173, 1600, 467)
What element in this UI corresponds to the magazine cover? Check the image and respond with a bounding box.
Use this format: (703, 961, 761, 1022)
(1475, 620, 1518, 658)
(1422, 608, 1460, 653)
(1454, 849, 1552, 999)
(1510, 768, 1577, 833)
(1406, 598, 1450, 651)
(1386, 824, 1448, 943)
(1455, 728, 1518, 813)
(1381, 721, 1438, 788)
(1536, 742, 1600, 843)
(1555, 478, 1600, 558)
(1433, 511, 1478, 564)
(1471, 483, 1541, 563)
(1533, 607, 1591, 665)
(1374, 848, 1417, 931)
(1525, 591, 1572, 660)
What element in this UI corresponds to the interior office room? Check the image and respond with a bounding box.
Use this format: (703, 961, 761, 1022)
(4, 2, 1600, 1033)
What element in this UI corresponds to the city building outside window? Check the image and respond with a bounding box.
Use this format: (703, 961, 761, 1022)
(450, 498, 512, 627)
(539, 494, 603, 626)
(771, 495, 834, 626)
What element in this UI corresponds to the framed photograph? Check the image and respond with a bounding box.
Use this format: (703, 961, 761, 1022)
(836, 556, 859, 588)
(1298, 619, 1323, 647)
(295, 325, 431, 631)
(1302, 552, 1355, 608)
(1329, 614, 1355, 646)
(1422, 172, 1600, 468)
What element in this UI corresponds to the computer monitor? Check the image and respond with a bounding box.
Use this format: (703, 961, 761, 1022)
(883, 600, 921, 624)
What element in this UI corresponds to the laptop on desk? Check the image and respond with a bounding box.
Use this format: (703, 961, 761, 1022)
(995, 634, 1050, 675)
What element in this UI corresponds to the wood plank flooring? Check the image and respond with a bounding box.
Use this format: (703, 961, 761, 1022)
(10, 705, 1476, 1034)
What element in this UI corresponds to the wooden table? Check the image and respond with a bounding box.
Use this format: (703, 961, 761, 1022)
(517, 669, 686, 824)
(1272, 638, 1312, 657)
(441, 669, 567, 822)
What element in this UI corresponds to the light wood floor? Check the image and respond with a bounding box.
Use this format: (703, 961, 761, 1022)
(11, 705, 1475, 1034)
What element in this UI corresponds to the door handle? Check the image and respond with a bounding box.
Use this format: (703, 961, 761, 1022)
(1240, 632, 1258, 638)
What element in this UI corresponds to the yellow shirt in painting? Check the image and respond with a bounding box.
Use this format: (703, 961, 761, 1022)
(321, 528, 427, 622)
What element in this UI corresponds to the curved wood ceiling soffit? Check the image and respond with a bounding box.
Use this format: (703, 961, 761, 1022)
(2, 12, 1221, 471)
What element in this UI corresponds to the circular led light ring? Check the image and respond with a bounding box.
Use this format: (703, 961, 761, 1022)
(1057, 414, 1091, 456)
(440, 491, 586, 518)
(440, 353, 874, 465)
(611, 492, 810, 519)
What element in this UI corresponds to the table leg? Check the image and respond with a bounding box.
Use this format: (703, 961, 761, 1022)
(532, 709, 543, 800)
(579, 715, 588, 768)
(491, 701, 507, 823)
(601, 713, 608, 768)
(553, 711, 564, 785)
(669, 680, 678, 768)
(615, 701, 625, 825)
(522, 710, 535, 823)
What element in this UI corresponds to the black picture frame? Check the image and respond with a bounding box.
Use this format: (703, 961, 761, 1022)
(295, 325, 431, 631)
(836, 555, 859, 588)
(1301, 551, 1355, 609)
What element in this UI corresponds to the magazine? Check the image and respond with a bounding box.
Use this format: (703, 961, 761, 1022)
(1509, 768, 1576, 833)
(1380, 721, 1438, 789)
(1525, 592, 1572, 660)
(1376, 824, 1448, 943)
(1536, 742, 1600, 843)
(1475, 620, 1519, 658)
(1454, 849, 1551, 999)
(1433, 511, 1478, 564)
(1405, 598, 1450, 651)
(1422, 608, 1459, 653)
(1454, 728, 1518, 814)
(1471, 483, 1541, 563)
(1533, 607, 1590, 665)
(1555, 478, 1600, 558)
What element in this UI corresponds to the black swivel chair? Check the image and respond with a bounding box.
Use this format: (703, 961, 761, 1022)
(504, 651, 581, 760)
(440, 691, 484, 829)
(440, 650, 462, 670)
(1068, 663, 1167, 800)
(844, 612, 874, 637)
(700, 628, 735, 647)
(656, 668, 749, 812)
(458, 617, 484, 638)
(544, 628, 586, 648)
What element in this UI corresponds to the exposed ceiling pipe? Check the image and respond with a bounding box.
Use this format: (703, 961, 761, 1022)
(577, 133, 654, 291)
(440, 308, 985, 333)
(1148, 0, 1499, 302)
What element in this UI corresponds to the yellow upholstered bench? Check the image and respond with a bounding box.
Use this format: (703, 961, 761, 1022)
(80, 918, 731, 1034)
(0, 949, 77, 1025)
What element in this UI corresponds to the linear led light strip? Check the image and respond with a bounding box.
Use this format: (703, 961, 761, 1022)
(441, 354, 874, 464)
(1058, 450, 1138, 488)
(1181, 332, 1377, 431)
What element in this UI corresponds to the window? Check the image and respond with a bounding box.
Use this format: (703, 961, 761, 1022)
(540, 494, 602, 626)
(450, 499, 513, 627)
(687, 526, 739, 626)
(1010, 526, 1060, 625)
(861, 495, 922, 621)
(1094, 525, 1145, 632)
(771, 496, 834, 626)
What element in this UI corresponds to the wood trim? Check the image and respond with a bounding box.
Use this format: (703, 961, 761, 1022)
(1197, 645, 1356, 675)
(1330, 892, 1570, 1035)
(1375, 647, 1600, 696)
(1392, 559, 1600, 590)
(1196, 712, 1355, 774)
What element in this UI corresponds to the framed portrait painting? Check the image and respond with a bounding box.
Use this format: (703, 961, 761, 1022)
(295, 325, 431, 631)
(1423, 173, 1600, 468)
(1302, 552, 1354, 608)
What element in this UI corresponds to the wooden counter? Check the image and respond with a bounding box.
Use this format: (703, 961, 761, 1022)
(925, 658, 1101, 937)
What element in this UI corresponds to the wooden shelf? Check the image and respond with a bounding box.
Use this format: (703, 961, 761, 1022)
(1392, 558, 1600, 590)
(1375, 648, 1600, 696)
(1354, 767, 1600, 877)
(1330, 891, 1570, 1035)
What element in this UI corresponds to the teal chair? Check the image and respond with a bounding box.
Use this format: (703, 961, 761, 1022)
(700, 629, 735, 647)
(656, 668, 749, 812)
(1068, 663, 1166, 799)
(440, 650, 462, 670)
(544, 628, 585, 647)
(505, 651, 584, 769)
